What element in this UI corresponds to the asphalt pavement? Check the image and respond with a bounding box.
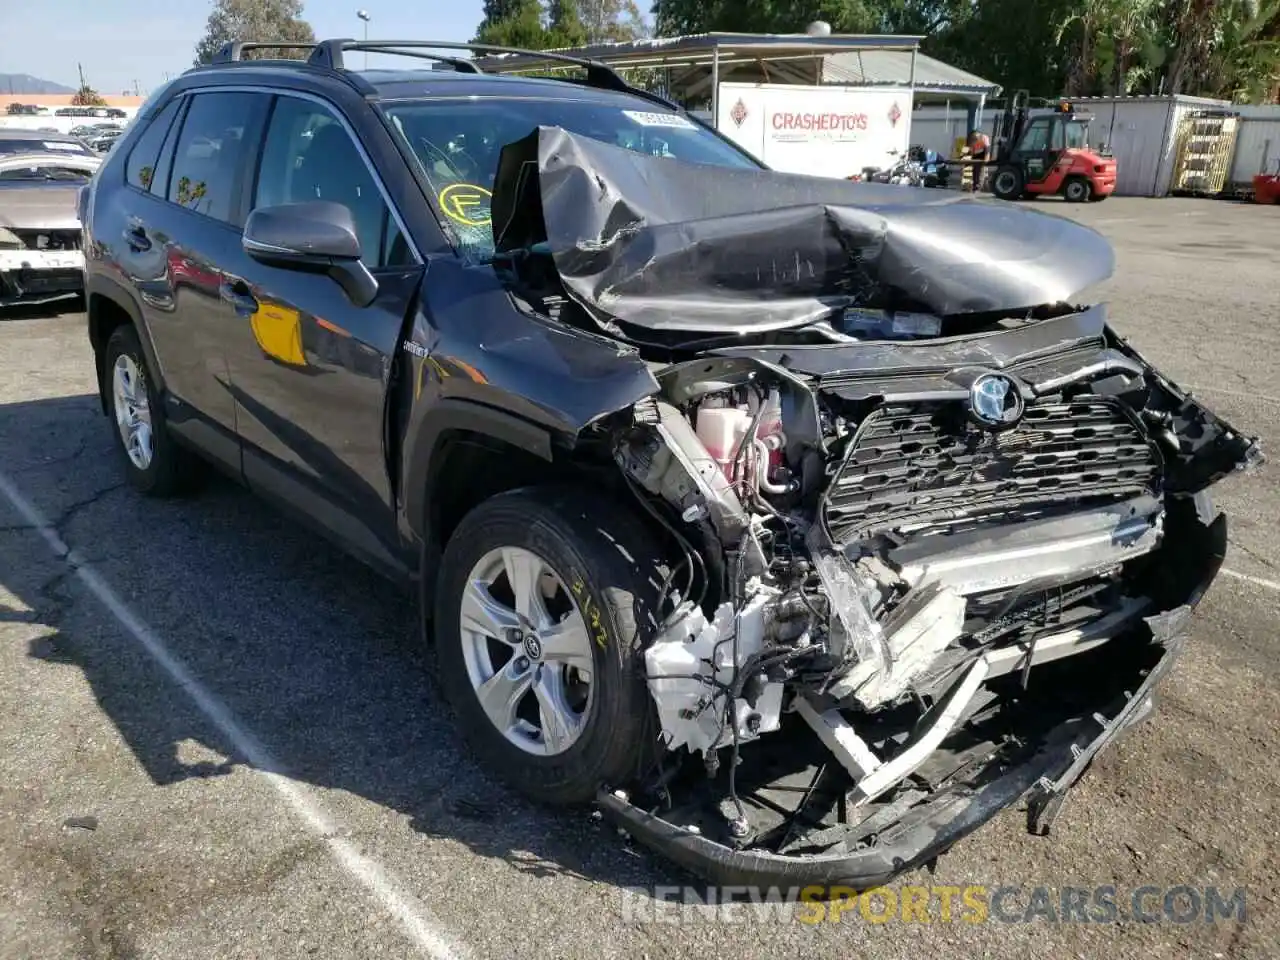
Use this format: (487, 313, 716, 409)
(1, 197, 1277, 959)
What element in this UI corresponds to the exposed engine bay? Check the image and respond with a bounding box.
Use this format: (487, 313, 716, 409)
(484, 127, 1264, 886)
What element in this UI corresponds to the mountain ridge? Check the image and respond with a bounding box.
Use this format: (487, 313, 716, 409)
(0, 74, 77, 95)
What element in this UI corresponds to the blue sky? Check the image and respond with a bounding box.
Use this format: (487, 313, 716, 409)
(0, 0, 489, 95)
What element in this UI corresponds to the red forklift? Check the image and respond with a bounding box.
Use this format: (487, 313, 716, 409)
(987, 91, 1117, 202)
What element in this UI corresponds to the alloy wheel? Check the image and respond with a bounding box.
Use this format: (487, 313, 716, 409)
(112, 354, 154, 470)
(458, 546, 596, 757)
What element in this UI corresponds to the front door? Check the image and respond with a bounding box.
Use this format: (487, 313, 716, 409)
(1012, 117, 1059, 186)
(218, 93, 424, 574)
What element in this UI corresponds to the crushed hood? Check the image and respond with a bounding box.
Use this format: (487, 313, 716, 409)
(491, 126, 1116, 333)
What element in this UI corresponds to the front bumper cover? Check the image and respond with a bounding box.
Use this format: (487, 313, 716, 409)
(0, 249, 85, 308)
(599, 508, 1227, 891)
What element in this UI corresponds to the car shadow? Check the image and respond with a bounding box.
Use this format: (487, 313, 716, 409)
(1, 393, 687, 893)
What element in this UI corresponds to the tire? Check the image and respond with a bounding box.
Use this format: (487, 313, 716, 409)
(434, 485, 666, 805)
(103, 325, 202, 496)
(992, 166, 1024, 201)
(1063, 177, 1093, 203)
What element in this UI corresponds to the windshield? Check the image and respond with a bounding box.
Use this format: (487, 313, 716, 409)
(1064, 119, 1090, 150)
(0, 164, 93, 181)
(0, 138, 96, 158)
(381, 96, 759, 257)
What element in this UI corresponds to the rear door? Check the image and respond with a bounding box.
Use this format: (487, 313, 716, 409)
(217, 92, 424, 573)
(112, 89, 270, 471)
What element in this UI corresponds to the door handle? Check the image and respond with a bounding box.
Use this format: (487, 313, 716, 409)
(122, 223, 150, 252)
(219, 279, 259, 316)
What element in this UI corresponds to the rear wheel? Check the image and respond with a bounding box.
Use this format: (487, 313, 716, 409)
(1063, 176, 1093, 203)
(434, 486, 666, 804)
(103, 325, 202, 496)
(992, 165, 1024, 201)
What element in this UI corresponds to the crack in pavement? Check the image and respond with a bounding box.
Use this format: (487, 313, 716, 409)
(1229, 538, 1277, 571)
(0, 482, 125, 544)
(8, 436, 91, 476)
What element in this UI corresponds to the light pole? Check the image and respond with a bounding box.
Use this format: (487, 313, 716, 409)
(356, 10, 371, 70)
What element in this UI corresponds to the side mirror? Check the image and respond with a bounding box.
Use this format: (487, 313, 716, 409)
(242, 201, 378, 308)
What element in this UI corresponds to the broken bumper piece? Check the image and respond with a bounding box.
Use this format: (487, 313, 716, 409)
(602, 607, 1194, 889)
(601, 507, 1226, 890)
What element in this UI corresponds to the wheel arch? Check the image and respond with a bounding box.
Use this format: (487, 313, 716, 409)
(87, 277, 163, 414)
(1062, 174, 1093, 202)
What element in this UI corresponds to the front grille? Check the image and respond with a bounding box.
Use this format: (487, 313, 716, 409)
(9, 228, 81, 252)
(822, 396, 1162, 544)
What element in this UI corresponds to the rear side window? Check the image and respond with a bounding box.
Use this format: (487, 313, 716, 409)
(125, 98, 182, 193)
(167, 91, 264, 225)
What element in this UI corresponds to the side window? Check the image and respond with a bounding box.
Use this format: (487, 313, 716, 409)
(125, 98, 181, 193)
(167, 91, 263, 224)
(1020, 119, 1052, 153)
(253, 95, 412, 268)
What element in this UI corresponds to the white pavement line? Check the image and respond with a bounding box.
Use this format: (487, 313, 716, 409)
(1221, 568, 1280, 593)
(0, 470, 465, 960)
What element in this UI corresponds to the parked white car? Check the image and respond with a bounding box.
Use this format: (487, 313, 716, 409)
(0, 150, 97, 308)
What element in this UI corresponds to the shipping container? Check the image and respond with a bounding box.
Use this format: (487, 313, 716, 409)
(1228, 105, 1280, 189)
(1067, 96, 1231, 196)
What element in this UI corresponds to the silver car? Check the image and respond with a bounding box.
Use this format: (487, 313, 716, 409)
(0, 146, 100, 308)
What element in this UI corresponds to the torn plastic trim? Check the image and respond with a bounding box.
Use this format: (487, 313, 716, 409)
(1105, 335, 1264, 495)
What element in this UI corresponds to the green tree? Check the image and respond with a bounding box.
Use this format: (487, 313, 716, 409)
(193, 0, 315, 65)
(653, 0, 880, 35)
(547, 0, 590, 46)
(475, 0, 551, 47)
(1202, 0, 1280, 100)
(580, 0, 647, 40)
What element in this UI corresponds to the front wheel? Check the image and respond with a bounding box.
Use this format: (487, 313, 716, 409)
(992, 166, 1025, 201)
(434, 486, 666, 805)
(1063, 176, 1093, 203)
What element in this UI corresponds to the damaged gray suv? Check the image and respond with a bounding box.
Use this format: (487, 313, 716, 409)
(80, 40, 1262, 889)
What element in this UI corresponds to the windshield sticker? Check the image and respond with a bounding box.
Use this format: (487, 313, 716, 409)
(43, 142, 84, 152)
(438, 183, 492, 227)
(622, 110, 698, 130)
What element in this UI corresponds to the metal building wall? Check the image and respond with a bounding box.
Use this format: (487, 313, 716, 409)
(909, 106, 996, 157)
(1229, 105, 1280, 187)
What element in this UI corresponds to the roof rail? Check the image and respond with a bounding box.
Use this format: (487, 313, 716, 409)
(209, 38, 680, 110)
(212, 41, 320, 63)
(309, 39, 634, 93)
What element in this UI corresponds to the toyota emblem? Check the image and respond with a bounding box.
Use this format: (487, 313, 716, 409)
(968, 373, 1025, 430)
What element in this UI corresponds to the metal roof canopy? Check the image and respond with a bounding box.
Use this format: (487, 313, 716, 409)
(472, 32, 951, 118)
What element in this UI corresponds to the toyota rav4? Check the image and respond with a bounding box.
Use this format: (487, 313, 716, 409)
(79, 39, 1261, 889)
